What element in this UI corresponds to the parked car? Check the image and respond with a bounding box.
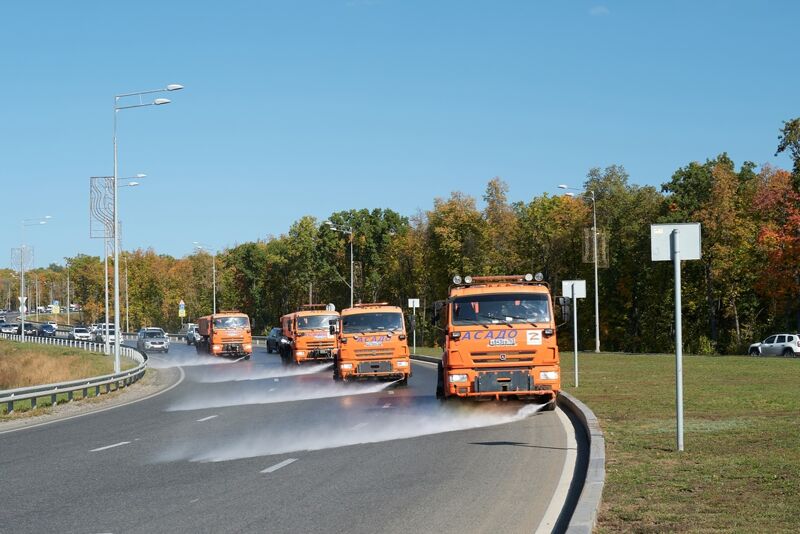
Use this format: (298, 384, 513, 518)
(95, 328, 117, 344)
(1, 323, 19, 334)
(137, 329, 170, 353)
(37, 324, 57, 337)
(185, 325, 200, 345)
(69, 327, 92, 341)
(749, 334, 800, 357)
(266, 327, 283, 353)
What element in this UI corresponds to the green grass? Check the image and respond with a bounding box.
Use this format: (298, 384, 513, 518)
(562, 352, 800, 533)
(0, 338, 137, 416)
(412, 346, 443, 357)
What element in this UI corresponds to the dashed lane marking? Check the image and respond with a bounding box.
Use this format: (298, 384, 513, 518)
(260, 458, 298, 474)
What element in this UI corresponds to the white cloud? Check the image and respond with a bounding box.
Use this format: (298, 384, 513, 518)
(589, 5, 610, 16)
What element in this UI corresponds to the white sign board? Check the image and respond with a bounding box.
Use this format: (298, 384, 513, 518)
(651, 223, 701, 261)
(562, 280, 586, 299)
(408, 298, 420, 308)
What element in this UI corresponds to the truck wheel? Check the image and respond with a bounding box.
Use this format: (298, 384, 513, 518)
(435, 361, 445, 400)
(541, 400, 557, 411)
(244, 355, 251, 361)
(398, 375, 409, 387)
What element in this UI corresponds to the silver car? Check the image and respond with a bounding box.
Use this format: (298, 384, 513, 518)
(69, 327, 92, 341)
(749, 334, 800, 357)
(137, 329, 170, 353)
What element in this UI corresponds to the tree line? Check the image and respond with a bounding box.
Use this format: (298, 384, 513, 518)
(3, 119, 799, 354)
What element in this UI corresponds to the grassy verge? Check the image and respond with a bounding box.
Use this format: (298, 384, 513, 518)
(0, 338, 137, 415)
(561, 352, 800, 532)
(412, 346, 443, 358)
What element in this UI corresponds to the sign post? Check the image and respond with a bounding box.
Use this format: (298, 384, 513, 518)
(408, 298, 420, 354)
(562, 280, 586, 387)
(18, 296, 28, 342)
(651, 223, 701, 452)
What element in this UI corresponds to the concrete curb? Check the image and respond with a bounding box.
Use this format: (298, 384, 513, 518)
(409, 354, 605, 533)
(558, 391, 605, 534)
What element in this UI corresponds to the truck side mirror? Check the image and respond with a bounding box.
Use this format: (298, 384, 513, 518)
(329, 324, 337, 336)
(555, 297, 570, 319)
(433, 300, 444, 323)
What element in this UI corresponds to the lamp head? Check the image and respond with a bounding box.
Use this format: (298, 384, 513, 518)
(166, 84, 184, 91)
(557, 184, 568, 189)
(153, 98, 171, 105)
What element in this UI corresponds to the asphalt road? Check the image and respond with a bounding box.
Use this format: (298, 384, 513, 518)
(0, 340, 581, 534)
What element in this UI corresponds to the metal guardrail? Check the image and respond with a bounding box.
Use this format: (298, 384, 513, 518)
(0, 333, 148, 414)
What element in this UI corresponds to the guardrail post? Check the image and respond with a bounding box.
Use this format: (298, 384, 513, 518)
(50, 393, 57, 406)
(6, 401, 12, 414)
(68, 390, 73, 402)
(83, 387, 88, 399)
(31, 396, 37, 410)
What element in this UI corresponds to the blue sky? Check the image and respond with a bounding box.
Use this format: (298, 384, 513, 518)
(1, 0, 796, 267)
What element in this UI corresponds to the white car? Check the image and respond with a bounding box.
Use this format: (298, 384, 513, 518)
(749, 334, 800, 357)
(69, 327, 93, 341)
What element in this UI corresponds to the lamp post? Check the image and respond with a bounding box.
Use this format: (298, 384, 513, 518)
(113, 84, 182, 372)
(323, 221, 354, 307)
(193, 243, 217, 314)
(559, 184, 600, 353)
(18, 216, 51, 342)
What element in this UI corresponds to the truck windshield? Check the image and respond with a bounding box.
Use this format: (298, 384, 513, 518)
(297, 315, 338, 330)
(451, 293, 550, 325)
(343, 312, 404, 333)
(213, 316, 249, 329)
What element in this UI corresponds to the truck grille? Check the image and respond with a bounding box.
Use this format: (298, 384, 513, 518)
(355, 348, 395, 358)
(357, 360, 392, 374)
(475, 370, 533, 393)
(222, 337, 244, 343)
(307, 340, 335, 349)
(470, 351, 536, 364)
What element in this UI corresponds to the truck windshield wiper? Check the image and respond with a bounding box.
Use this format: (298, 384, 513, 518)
(501, 314, 539, 327)
(476, 313, 513, 327)
(458, 319, 489, 328)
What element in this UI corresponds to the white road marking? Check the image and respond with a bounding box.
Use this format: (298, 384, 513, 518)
(382, 403, 392, 409)
(260, 458, 297, 474)
(534, 407, 579, 534)
(388, 390, 395, 395)
(196, 415, 218, 422)
(351, 422, 369, 430)
(90, 441, 131, 452)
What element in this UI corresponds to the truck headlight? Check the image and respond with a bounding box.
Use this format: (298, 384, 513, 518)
(341, 363, 353, 370)
(244, 343, 252, 351)
(396, 360, 409, 367)
(212, 344, 222, 352)
(449, 374, 468, 383)
(539, 371, 559, 380)
(296, 351, 305, 356)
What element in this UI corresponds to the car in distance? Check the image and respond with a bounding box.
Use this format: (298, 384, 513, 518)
(1, 323, 19, 334)
(95, 328, 117, 344)
(185, 325, 200, 345)
(137, 328, 170, 353)
(266, 327, 283, 353)
(37, 324, 58, 337)
(69, 327, 92, 341)
(749, 334, 800, 357)
(18, 323, 37, 336)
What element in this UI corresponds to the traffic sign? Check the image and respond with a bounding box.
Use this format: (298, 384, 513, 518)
(179, 299, 186, 318)
(52, 304, 61, 314)
(408, 298, 420, 308)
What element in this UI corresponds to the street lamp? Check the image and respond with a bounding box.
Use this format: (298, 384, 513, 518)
(323, 221, 354, 308)
(113, 84, 183, 372)
(18, 216, 52, 342)
(559, 184, 600, 353)
(193, 243, 217, 314)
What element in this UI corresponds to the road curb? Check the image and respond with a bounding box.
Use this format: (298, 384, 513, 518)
(558, 391, 605, 534)
(409, 353, 605, 533)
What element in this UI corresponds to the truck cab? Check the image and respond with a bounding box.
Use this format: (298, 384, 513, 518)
(333, 303, 411, 385)
(436, 274, 560, 409)
(279, 305, 339, 365)
(196, 311, 253, 359)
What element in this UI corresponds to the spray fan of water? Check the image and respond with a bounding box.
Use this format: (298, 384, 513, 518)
(166, 379, 395, 412)
(147, 353, 241, 369)
(193, 363, 332, 383)
(157, 403, 543, 463)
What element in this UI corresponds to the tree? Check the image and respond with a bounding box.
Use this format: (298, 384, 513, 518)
(775, 117, 800, 189)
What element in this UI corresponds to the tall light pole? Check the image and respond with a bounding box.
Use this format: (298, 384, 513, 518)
(18, 216, 51, 342)
(113, 83, 182, 372)
(323, 221, 354, 307)
(194, 243, 217, 314)
(559, 184, 600, 353)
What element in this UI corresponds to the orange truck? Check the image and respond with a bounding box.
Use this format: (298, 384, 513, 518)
(332, 303, 411, 385)
(196, 311, 253, 360)
(435, 274, 560, 409)
(279, 305, 340, 365)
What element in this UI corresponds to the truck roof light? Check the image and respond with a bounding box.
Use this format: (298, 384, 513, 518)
(534, 272, 544, 282)
(524, 273, 534, 281)
(464, 275, 473, 284)
(453, 275, 462, 285)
